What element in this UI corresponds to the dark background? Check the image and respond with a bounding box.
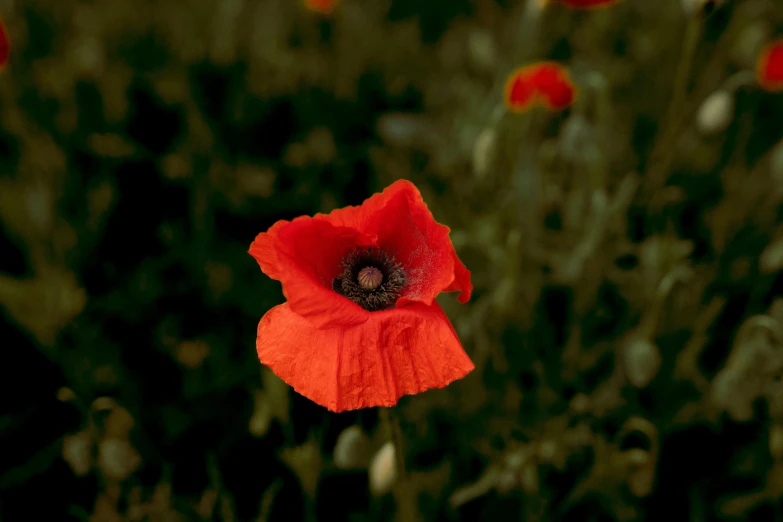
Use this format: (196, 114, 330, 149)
(2, 0, 783, 521)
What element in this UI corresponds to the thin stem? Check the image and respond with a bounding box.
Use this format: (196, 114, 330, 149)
(642, 17, 702, 196)
(381, 406, 418, 522)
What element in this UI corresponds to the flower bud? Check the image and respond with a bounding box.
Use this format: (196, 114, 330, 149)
(760, 238, 783, 274)
(696, 90, 734, 135)
(57, 387, 76, 402)
(617, 418, 658, 498)
(625, 448, 650, 467)
(98, 437, 140, 481)
(334, 425, 369, 469)
(711, 368, 754, 421)
(473, 127, 496, 179)
(104, 405, 135, 438)
(63, 430, 93, 477)
(369, 442, 397, 495)
(624, 338, 662, 388)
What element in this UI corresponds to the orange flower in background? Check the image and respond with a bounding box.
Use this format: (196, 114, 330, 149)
(505, 62, 577, 112)
(249, 180, 474, 412)
(0, 17, 9, 70)
(304, 0, 337, 15)
(547, 0, 619, 8)
(757, 40, 783, 92)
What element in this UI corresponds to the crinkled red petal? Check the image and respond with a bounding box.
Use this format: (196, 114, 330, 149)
(358, 181, 471, 306)
(249, 217, 378, 329)
(256, 301, 474, 412)
(249, 180, 472, 328)
(444, 253, 472, 304)
(758, 41, 783, 93)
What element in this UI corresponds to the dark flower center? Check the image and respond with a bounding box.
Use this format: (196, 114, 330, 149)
(332, 247, 406, 311)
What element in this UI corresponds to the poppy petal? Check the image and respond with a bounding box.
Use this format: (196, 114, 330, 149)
(757, 40, 783, 93)
(249, 217, 378, 329)
(505, 72, 539, 112)
(531, 63, 577, 110)
(322, 180, 472, 306)
(0, 18, 9, 70)
(505, 62, 577, 112)
(257, 301, 474, 412)
(444, 253, 473, 304)
(304, 0, 337, 14)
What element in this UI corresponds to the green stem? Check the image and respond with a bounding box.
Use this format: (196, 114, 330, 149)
(643, 17, 702, 196)
(381, 406, 417, 522)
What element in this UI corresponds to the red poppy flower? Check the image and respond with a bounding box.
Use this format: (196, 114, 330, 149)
(304, 0, 337, 15)
(505, 62, 577, 112)
(249, 180, 474, 412)
(547, 0, 619, 8)
(0, 18, 9, 70)
(757, 40, 783, 93)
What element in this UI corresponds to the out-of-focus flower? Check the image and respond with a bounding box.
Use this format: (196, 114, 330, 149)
(369, 442, 397, 495)
(174, 340, 210, 369)
(249, 180, 474, 412)
(281, 438, 322, 498)
(63, 430, 94, 477)
(334, 425, 370, 469)
(760, 237, 783, 274)
(473, 127, 496, 178)
(547, 0, 620, 9)
(623, 337, 662, 388)
(504, 62, 577, 113)
(98, 437, 141, 481)
(104, 405, 135, 439)
(757, 40, 783, 92)
(0, 17, 9, 70)
(696, 90, 734, 135)
(304, 0, 337, 15)
(57, 387, 77, 402)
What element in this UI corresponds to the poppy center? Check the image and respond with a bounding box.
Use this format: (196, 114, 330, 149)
(332, 247, 406, 311)
(357, 267, 383, 290)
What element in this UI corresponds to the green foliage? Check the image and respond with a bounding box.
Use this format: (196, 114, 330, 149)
(1, 0, 783, 521)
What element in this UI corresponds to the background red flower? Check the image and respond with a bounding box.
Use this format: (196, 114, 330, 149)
(757, 40, 783, 92)
(505, 62, 577, 112)
(304, 0, 337, 15)
(0, 18, 9, 69)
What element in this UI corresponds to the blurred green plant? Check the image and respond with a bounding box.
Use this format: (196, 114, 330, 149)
(1, 0, 783, 521)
